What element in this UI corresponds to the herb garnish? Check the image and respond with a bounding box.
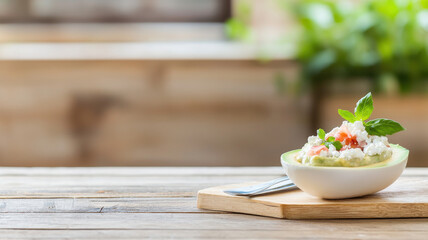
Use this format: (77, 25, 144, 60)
(338, 92, 404, 136)
(317, 128, 343, 151)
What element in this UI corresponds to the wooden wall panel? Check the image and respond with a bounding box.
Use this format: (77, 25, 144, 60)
(0, 60, 425, 166)
(0, 60, 308, 166)
(0, 61, 151, 116)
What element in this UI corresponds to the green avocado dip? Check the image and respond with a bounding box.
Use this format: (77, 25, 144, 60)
(297, 150, 392, 167)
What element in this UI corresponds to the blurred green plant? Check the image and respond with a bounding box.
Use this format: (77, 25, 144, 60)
(225, 1, 252, 41)
(226, 0, 428, 93)
(295, 0, 428, 93)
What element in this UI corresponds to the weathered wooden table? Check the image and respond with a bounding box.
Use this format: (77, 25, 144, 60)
(0, 167, 427, 239)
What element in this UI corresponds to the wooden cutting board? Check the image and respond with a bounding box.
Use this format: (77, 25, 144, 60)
(197, 177, 428, 219)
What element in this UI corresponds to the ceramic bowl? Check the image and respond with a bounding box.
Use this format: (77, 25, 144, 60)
(281, 144, 409, 199)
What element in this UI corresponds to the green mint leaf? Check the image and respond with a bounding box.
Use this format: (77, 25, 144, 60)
(354, 92, 373, 121)
(324, 141, 332, 148)
(365, 118, 405, 136)
(317, 128, 326, 140)
(332, 141, 343, 151)
(326, 136, 335, 142)
(324, 141, 342, 151)
(338, 109, 356, 123)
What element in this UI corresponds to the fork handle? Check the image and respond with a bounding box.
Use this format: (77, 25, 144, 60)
(247, 183, 297, 197)
(224, 176, 289, 195)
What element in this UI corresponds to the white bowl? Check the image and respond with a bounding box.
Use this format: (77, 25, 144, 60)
(281, 144, 409, 199)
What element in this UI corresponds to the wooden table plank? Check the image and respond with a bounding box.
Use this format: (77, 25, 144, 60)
(0, 175, 281, 198)
(0, 167, 424, 177)
(0, 213, 427, 230)
(0, 175, 283, 186)
(0, 171, 281, 198)
(0, 167, 425, 239)
(0, 230, 426, 240)
(0, 198, 208, 213)
(1, 230, 428, 240)
(0, 167, 285, 176)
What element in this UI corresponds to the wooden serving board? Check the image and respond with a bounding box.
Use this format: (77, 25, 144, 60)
(197, 177, 428, 219)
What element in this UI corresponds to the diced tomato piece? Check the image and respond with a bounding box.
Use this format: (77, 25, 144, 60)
(334, 124, 360, 149)
(344, 135, 359, 148)
(334, 125, 351, 142)
(308, 145, 328, 156)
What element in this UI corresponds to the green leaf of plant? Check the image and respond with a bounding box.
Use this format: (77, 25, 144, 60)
(306, 49, 336, 74)
(365, 118, 405, 136)
(326, 136, 335, 142)
(332, 141, 343, 151)
(317, 128, 326, 140)
(354, 92, 373, 121)
(338, 109, 356, 122)
(325, 140, 342, 151)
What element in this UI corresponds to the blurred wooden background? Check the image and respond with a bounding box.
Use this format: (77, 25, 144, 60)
(0, 59, 311, 166)
(0, 58, 425, 167)
(0, 0, 425, 167)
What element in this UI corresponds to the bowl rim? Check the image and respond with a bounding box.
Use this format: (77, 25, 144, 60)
(281, 144, 409, 171)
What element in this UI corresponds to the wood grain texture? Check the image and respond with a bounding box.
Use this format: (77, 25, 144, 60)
(0, 167, 426, 239)
(0, 60, 306, 167)
(0, 198, 206, 213)
(1, 229, 428, 240)
(197, 176, 428, 219)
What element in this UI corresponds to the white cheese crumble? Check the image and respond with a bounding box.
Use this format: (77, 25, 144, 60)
(345, 121, 368, 145)
(328, 144, 340, 158)
(364, 136, 390, 155)
(296, 121, 392, 161)
(339, 148, 365, 160)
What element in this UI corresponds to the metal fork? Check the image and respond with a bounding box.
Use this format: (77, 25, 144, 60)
(224, 176, 297, 197)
